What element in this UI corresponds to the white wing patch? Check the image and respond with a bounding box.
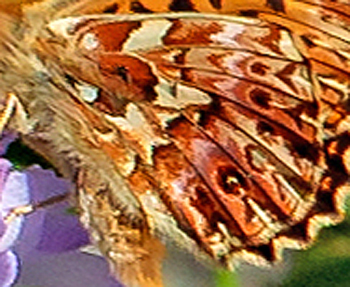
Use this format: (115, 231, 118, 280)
(122, 19, 173, 52)
(154, 78, 212, 109)
(106, 103, 170, 165)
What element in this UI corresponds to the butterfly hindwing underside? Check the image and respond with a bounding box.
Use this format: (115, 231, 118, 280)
(0, 0, 349, 286)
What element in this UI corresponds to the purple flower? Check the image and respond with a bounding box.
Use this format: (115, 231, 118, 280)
(0, 139, 122, 286)
(0, 251, 17, 287)
(0, 158, 26, 287)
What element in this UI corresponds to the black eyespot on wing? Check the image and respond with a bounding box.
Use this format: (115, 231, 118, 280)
(102, 3, 119, 13)
(217, 166, 248, 195)
(250, 88, 271, 109)
(115, 66, 130, 83)
(238, 10, 259, 17)
(292, 140, 320, 164)
(169, 0, 196, 11)
(257, 121, 275, 135)
(209, 0, 222, 10)
(267, 0, 285, 12)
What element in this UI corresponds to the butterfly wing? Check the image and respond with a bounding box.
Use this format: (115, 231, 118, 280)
(43, 2, 349, 267)
(0, 1, 348, 286)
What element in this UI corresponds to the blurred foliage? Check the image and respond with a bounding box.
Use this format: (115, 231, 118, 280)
(4, 139, 54, 170)
(280, 198, 350, 287)
(214, 269, 239, 287)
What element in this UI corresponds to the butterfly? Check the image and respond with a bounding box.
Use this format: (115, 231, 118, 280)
(0, 0, 349, 286)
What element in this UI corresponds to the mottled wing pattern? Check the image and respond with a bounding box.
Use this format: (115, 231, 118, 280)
(44, 0, 349, 267)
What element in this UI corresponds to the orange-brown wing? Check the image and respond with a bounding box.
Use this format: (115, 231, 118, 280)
(44, 2, 349, 266)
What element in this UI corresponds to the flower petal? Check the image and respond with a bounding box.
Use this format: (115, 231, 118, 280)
(25, 165, 71, 203)
(0, 159, 12, 191)
(15, 249, 123, 287)
(0, 132, 17, 156)
(0, 216, 24, 253)
(37, 201, 90, 252)
(1, 171, 29, 216)
(0, 251, 19, 287)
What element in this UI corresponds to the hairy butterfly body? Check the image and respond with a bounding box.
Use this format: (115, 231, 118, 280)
(0, 0, 349, 286)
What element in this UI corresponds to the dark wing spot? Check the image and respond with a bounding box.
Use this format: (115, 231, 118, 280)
(257, 121, 275, 135)
(316, 190, 337, 213)
(239, 10, 259, 17)
(325, 132, 350, 188)
(250, 88, 271, 109)
(335, 132, 350, 153)
(301, 35, 317, 48)
(304, 100, 319, 119)
(282, 221, 309, 242)
(345, 98, 350, 112)
(169, 0, 196, 11)
(247, 244, 275, 261)
(198, 98, 221, 127)
(102, 3, 119, 13)
(217, 166, 248, 195)
(209, 0, 222, 9)
(286, 100, 319, 120)
(64, 73, 77, 87)
(174, 49, 189, 64)
(250, 62, 269, 76)
(292, 140, 320, 164)
(267, 0, 285, 12)
(115, 66, 130, 83)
